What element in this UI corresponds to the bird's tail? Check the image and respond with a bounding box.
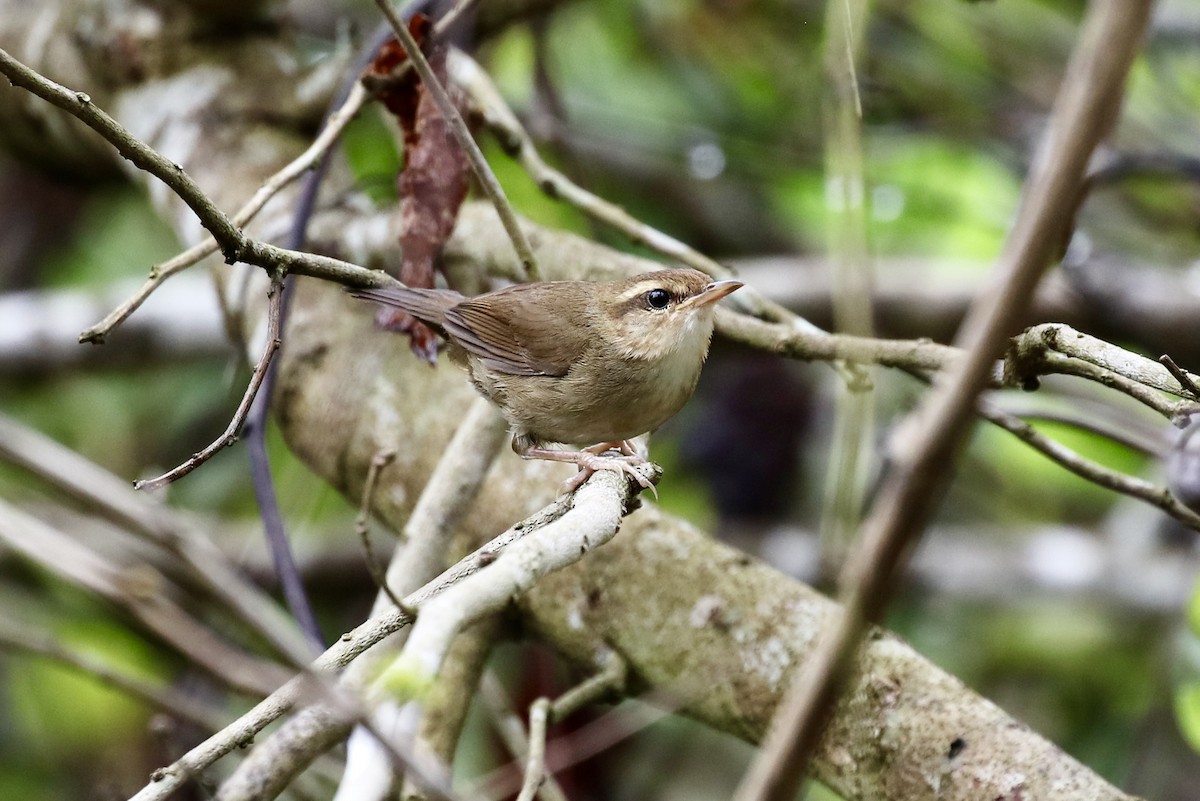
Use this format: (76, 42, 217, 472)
(348, 286, 463, 330)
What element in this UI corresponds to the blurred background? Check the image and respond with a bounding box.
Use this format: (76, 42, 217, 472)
(2, 0, 1200, 798)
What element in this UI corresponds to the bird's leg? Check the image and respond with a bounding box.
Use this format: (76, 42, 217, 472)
(580, 439, 644, 459)
(513, 436, 657, 497)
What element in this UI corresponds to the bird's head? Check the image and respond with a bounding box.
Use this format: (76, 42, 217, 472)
(598, 269, 743, 363)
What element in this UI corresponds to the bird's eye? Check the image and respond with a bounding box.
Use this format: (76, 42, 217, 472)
(645, 288, 671, 310)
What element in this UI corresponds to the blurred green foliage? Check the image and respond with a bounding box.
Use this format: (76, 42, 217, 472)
(342, 104, 403, 205)
(37, 185, 180, 289)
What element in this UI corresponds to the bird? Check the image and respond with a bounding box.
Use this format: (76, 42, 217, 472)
(351, 268, 743, 494)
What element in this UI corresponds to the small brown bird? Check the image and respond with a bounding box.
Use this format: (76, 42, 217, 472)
(352, 268, 742, 493)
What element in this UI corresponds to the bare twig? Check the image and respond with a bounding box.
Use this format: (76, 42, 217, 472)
(978, 401, 1200, 529)
(473, 688, 674, 800)
(992, 402, 1162, 457)
(374, 0, 540, 280)
(0, 47, 244, 256)
(128, 465, 647, 801)
(236, 402, 509, 800)
(734, 3, 1154, 799)
(478, 672, 569, 801)
(515, 698, 552, 801)
(0, 498, 291, 696)
(79, 82, 370, 344)
(362, 467, 656, 782)
(474, 653, 627, 801)
(1041, 351, 1195, 420)
(479, 653, 625, 801)
(550, 651, 626, 722)
(1160, 354, 1200, 399)
(0, 47, 410, 296)
(452, 50, 809, 330)
(135, 274, 285, 491)
(357, 448, 404, 610)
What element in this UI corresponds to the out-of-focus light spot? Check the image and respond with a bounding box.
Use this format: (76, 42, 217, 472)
(871, 184, 905, 222)
(1023, 528, 1104, 590)
(688, 141, 726, 180)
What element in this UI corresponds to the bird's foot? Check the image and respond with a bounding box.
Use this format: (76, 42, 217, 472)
(518, 443, 658, 498)
(558, 452, 658, 499)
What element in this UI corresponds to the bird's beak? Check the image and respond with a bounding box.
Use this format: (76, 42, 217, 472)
(680, 279, 744, 310)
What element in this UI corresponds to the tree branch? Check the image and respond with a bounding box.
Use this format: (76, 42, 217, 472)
(735, 1, 1155, 797)
(128, 462, 651, 801)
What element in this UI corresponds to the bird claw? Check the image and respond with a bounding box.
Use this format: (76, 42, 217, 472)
(559, 452, 658, 499)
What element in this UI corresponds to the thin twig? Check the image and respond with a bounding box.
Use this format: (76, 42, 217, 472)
(715, 308, 966, 374)
(0, 47, 245, 260)
(357, 448, 405, 610)
(0, 47, 408, 296)
(128, 466, 644, 801)
(135, 273, 285, 491)
(0, 412, 319, 666)
(67, 0, 495, 346)
(978, 401, 1200, 530)
(733, 3, 1154, 799)
(549, 650, 626, 722)
(476, 654, 626, 801)
(473, 685, 674, 801)
(994, 404, 1162, 457)
(516, 698, 553, 801)
(1043, 351, 1195, 420)
(374, 0, 540, 280)
(479, 653, 625, 801)
(453, 51, 807, 330)
(367, 467, 655, 780)
(79, 82, 370, 344)
(479, 672, 569, 801)
(1160, 354, 1200, 399)
(0, 498, 291, 696)
(306, 405, 507, 801)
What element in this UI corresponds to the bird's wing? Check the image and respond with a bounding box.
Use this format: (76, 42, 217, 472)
(349, 286, 464, 330)
(444, 282, 590, 377)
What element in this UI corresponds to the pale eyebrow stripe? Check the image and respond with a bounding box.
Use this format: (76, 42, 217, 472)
(616, 282, 660, 303)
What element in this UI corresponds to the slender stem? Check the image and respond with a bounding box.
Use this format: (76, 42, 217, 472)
(374, 0, 540, 280)
(357, 449, 405, 610)
(978, 401, 1200, 529)
(516, 698, 552, 801)
(454, 50, 806, 329)
(79, 83, 370, 344)
(135, 274, 285, 491)
(0, 622, 226, 732)
(1160, 354, 1200, 399)
(733, 2, 1155, 798)
(0, 47, 246, 261)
